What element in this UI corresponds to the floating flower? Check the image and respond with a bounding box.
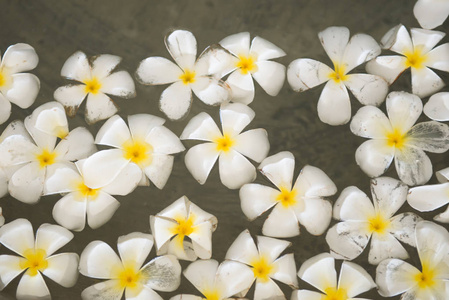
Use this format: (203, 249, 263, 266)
(136, 30, 232, 120)
(366, 24, 449, 98)
(240, 151, 337, 238)
(54, 51, 136, 124)
(0, 103, 96, 203)
(287, 26, 387, 125)
(326, 177, 422, 265)
(79, 232, 181, 300)
(423, 92, 449, 121)
(170, 259, 254, 300)
(225, 229, 298, 299)
(407, 167, 449, 223)
(218, 32, 286, 104)
(181, 102, 269, 189)
(0, 43, 39, 125)
(414, 0, 449, 29)
(293, 253, 376, 300)
(0, 219, 79, 300)
(45, 159, 141, 231)
(82, 114, 185, 190)
(350, 91, 449, 186)
(150, 195, 217, 261)
(376, 221, 449, 299)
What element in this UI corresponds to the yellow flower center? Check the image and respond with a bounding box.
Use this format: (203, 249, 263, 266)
(404, 48, 428, 69)
(20, 248, 48, 276)
(214, 133, 235, 152)
(202, 288, 221, 300)
(171, 214, 196, 248)
(367, 213, 390, 235)
(414, 262, 437, 290)
(122, 138, 153, 167)
(236, 54, 258, 74)
(116, 263, 143, 291)
(323, 287, 348, 300)
(84, 77, 102, 94)
(329, 63, 348, 83)
(179, 69, 196, 85)
(385, 128, 407, 149)
(251, 255, 275, 283)
(0, 68, 12, 89)
(35, 148, 58, 168)
(77, 181, 100, 201)
(276, 187, 298, 208)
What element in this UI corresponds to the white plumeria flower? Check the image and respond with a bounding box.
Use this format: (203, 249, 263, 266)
(414, 0, 449, 29)
(350, 91, 449, 186)
(218, 32, 286, 104)
(366, 24, 449, 98)
(82, 114, 185, 190)
(45, 159, 141, 231)
(0, 103, 96, 203)
(326, 177, 422, 265)
(181, 103, 269, 189)
(225, 229, 298, 299)
(170, 259, 254, 300)
(0, 43, 40, 125)
(293, 253, 376, 300)
(136, 30, 232, 120)
(150, 195, 217, 261)
(287, 26, 387, 126)
(0, 219, 79, 300)
(423, 92, 449, 121)
(240, 151, 337, 238)
(80, 232, 181, 300)
(54, 51, 136, 124)
(408, 166, 449, 223)
(376, 221, 449, 299)
(0, 207, 4, 226)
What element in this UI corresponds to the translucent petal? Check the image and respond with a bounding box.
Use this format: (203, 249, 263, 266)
(60, 51, 91, 82)
(380, 24, 413, 54)
(100, 71, 136, 99)
(394, 147, 432, 186)
(338, 261, 376, 297)
(262, 205, 299, 238)
(53, 84, 87, 117)
(184, 143, 219, 185)
(165, 30, 197, 70)
(16, 272, 50, 300)
(136, 56, 182, 85)
(145, 126, 185, 155)
(355, 139, 395, 178)
(325, 221, 370, 260)
(297, 197, 332, 235)
(6, 73, 40, 109)
(159, 81, 192, 121)
(79, 240, 121, 279)
(407, 182, 449, 211)
(411, 67, 445, 98)
(128, 114, 165, 139)
(410, 28, 445, 54)
(219, 32, 250, 57)
(43, 253, 79, 287)
(239, 184, 278, 221)
(85, 92, 118, 124)
(81, 279, 123, 300)
(258, 151, 295, 190)
(350, 105, 392, 139)
(226, 70, 255, 105)
(91, 54, 122, 79)
(9, 162, 44, 204)
(0, 255, 24, 290)
(406, 121, 449, 153)
(95, 114, 131, 148)
(342, 33, 381, 72)
(293, 165, 337, 198)
(250, 36, 286, 60)
(55, 127, 96, 161)
(143, 154, 174, 189)
(220, 102, 255, 136)
(415, 221, 449, 268)
(333, 186, 374, 221)
(190, 76, 230, 106)
(35, 223, 73, 256)
(365, 55, 408, 84)
(234, 129, 269, 163)
(426, 43, 449, 72)
(287, 58, 332, 92)
(318, 26, 350, 64)
(376, 259, 419, 297)
(180, 112, 221, 142)
(414, 0, 449, 29)
(252, 60, 286, 96)
(317, 80, 351, 126)
(0, 218, 34, 256)
(370, 177, 408, 218)
(218, 150, 256, 189)
(298, 253, 337, 293)
(52, 193, 87, 232)
(1, 43, 38, 73)
(117, 232, 153, 269)
(424, 92, 449, 121)
(369, 232, 408, 265)
(344, 74, 388, 106)
(225, 229, 258, 265)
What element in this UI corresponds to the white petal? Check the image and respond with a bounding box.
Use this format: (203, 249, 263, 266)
(190, 76, 230, 106)
(128, 114, 166, 139)
(160, 81, 192, 121)
(180, 112, 221, 142)
(218, 150, 256, 189)
(6, 73, 40, 109)
(376, 259, 419, 297)
(0, 255, 25, 290)
(270, 253, 298, 287)
(318, 26, 350, 63)
(262, 205, 300, 238)
(215, 260, 254, 299)
(293, 165, 337, 198)
(291, 290, 324, 300)
(33, 102, 68, 138)
(60, 51, 91, 82)
(81, 279, 123, 300)
(143, 154, 173, 189)
(52, 194, 87, 232)
(183, 259, 218, 293)
(0, 218, 34, 256)
(435, 207, 449, 223)
(389, 212, 422, 247)
(297, 197, 332, 235)
(380, 24, 413, 54)
(0, 94, 11, 125)
(411, 67, 445, 98)
(169, 295, 201, 300)
(0, 169, 7, 199)
(226, 71, 255, 105)
(136, 56, 184, 85)
(365, 55, 408, 84)
(219, 32, 250, 57)
(9, 162, 44, 204)
(410, 28, 445, 54)
(95, 114, 131, 147)
(394, 147, 433, 186)
(190, 222, 214, 259)
(150, 215, 176, 253)
(350, 105, 392, 139)
(415, 221, 449, 267)
(53, 84, 87, 117)
(220, 102, 255, 136)
(35, 223, 73, 256)
(333, 186, 374, 221)
(338, 261, 376, 297)
(85, 92, 118, 124)
(86, 192, 120, 229)
(369, 233, 409, 265)
(194, 45, 236, 77)
(100, 162, 140, 195)
(165, 30, 197, 70)
(250, 36, 286, 60)
(424, 92, 449, 121)
(252, 60, 286, 96)
(225, 229, 258, 265)
(436, 166, 449, 183)
(239, 184, 278, 221)
(414, 0, 449, 29)
(407, 121, 449, 153)
(426, 43, 449, 72)
(44, 164, 78, 194)
(287, 59, 332, 92)
(258, 151, 295, 189)
(16, 272, 50, 300)
(326, 221, 370, 260)
(56, 127, 96, 161)
(43, 253, 79, 287)
(91, 54, 122, 79)
(1, 43, 38, 73)
(24, 115, 56, 150)
(355, 140, 395, 178)
(234, 129, 269, 163)
(342, 33, 381, 72)
(0, 134, 37, 166)
(146, 126, 185, 155)
(317, 80, 351, 126)
(254, 278, 284, 300)
(344, 74, 388, 106)
(184, 143, 219, 185)
(126, 286, 163, 300)
(117, 232, 153, 269)
(298, 253, 337, 293)
(408, 183, 449, 211)
(79, 240, 121, 279)
(100, 71, 136, 99)
(370, 177, 408, 218)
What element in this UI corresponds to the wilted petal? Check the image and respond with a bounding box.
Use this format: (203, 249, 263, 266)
(16, 272, 50, 300)
(344, 74, 388, 106)
(0, 218, 34, 256)
(411, 67, 445, 98)
(91, 54, 122, 79)
(218, 150, 256, 189)
(259, 151, 295, 190)
(342, 33, 381, 72)
(226, 70, 254, 105)
(298, 253, 337, 293)
(297, 197, 332, 235)
(79, 241, 122, 279)
(60, 51, 91, 82)
(81, 279, 123, 300)
(370, 177, 408, 218)
(165, 30, 197, 70)
(317, 80, 351, 126)
(85, 92, 118, 124)
(369, 232, 409, 265)
(408, 182, 449, 211)
(43, 253, 79, 287)
(423, 92, 449, 121)
(326, 221, 370, 260)
(234, 129, 269, 163)
(287, 59, 332, 92)
(53, 84, 88, 117)
(194, 45, 236, 77)
(6, 73, 39, 109)
(117, 232, 153, 270)
(365, 55, 408, 84)
(52, 193, 87, 232)
(1, 43, 38, 73)
(95, 114, 131, 148)
(414, 0, 449, 30)
(350, 105, 392, 139)
(35, 223, 73, 256)
(333, 186, 374, 221)
(262, 205, 299, 238)
(220, 102, 255, 136)
(100, 71, 136, 99)
(191, 77, 230, 106)
(219, 32, 250, 57)
(184, 143, 219, 185)
(160, 81, 192, 121)
(136, 56, 182, 85)
(406, 121, 449, 153)
(239, 184, 278, 221)
(145, 126, 185, 155)
(180, 112, 221, 142)
(380, 24, 413, 54)
(376, 259, 419, 297)
(355, 139, 395, 178)
(252, 60, 285, 96)
(338, 261, 376, 297)
(395, 147, 432, 186)
(318, 26, 350, 64)
(143, 154, 174, 189)
(294, 165, 337, 198)
(0, 255, 25, 290)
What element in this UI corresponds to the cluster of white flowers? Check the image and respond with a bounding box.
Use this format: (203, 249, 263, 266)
(0, 0, 449, 299)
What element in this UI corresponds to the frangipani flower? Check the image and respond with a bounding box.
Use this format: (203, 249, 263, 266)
(414, 0, 449, 29)
(82, 114, 185, 190)
(376, 221, 449, 299)
(366, 24, 449, 98)
(170, 259, 254, 300)
(54, 51, 136, 124)
(287, 26, 387, 125)
(240, 151, 337, 238)
(293, 253, 376, 300)
(79, 232, 181, 300)
(225, 229, 298, 299)
(150, 195, 217, 261)
(136, 30, 231, 120)
(423, 92, 449, 121)
(218, 32, 286, 104)
(407, 166, 449, 223)
(350, 91, 449, 186)
(0, 219, 79, 300)
(45, 159, 141, 231)
(0, 103, 96, 203)
(326, 177, 422, 265)
(181, 103, 269, 189)
(0, 43, 39, 125)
